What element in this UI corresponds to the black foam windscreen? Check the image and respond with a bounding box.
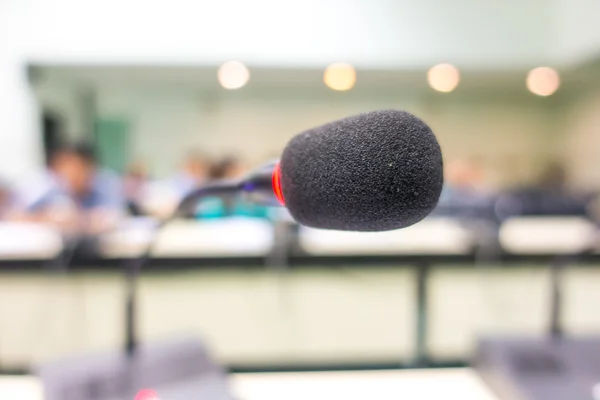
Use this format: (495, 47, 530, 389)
(279, 110, 443, 231)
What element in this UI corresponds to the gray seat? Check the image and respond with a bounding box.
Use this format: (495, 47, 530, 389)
(35, 337, 234, 400)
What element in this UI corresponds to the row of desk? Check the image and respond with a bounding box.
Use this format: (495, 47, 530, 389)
(1, 216, 599, 376)
(0, 215, 598, 267)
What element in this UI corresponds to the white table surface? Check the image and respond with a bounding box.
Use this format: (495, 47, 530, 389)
(0, 368, 498, 400)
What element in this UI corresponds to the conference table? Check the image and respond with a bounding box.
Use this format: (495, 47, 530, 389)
(0, 215, 597, 266)
(0, 368, 499, 400)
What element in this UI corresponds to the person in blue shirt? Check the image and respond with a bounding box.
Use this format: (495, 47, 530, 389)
(13, 142, 125, 235)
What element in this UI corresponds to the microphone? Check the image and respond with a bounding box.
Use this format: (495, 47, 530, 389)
(178, 109, 444, 231)
(122, 110, 442, 362)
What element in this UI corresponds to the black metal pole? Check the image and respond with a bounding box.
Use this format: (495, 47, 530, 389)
(414, 262, 429, 367)
(548, 256, 566, 340)
(124, 253, 149, 356)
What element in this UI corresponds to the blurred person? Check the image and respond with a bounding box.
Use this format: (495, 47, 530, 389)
(195, 156, 270, 220)
(12, 142, 125, 236)
(0, 179, 15, 219)
(208, 156, 246, 181)
(140, 150, 210, 219)
(538, 161, 567, 191)
(170, 150, 210, 199)
(445, 158, 486, 191)
(435, 158, 496, 219)
(123, 161, 148, 216)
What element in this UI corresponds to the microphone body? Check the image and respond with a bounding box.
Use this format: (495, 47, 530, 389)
(280, 110, 443, 231)
(178, 110, 443, 231)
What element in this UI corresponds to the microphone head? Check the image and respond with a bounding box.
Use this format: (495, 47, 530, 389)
(279, 110, 443, 231)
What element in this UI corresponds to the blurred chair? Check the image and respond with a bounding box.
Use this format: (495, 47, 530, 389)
(0, 222, 63, 260)
(299, 217, 476, 256)
(35, 336, 233, 400)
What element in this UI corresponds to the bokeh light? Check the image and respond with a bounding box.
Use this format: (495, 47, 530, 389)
(427, 63, 460, 93)
(527, 67, 560, 96)
(218, 61, 250, 90)
(323, 63, 357, 91)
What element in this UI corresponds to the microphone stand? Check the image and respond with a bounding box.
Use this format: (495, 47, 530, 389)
(123, 161, 279, 355)
(123, 180, 240, 357)
(548, 256, 567, 340)
(123, 219, 167, 357)
(120, 165, 277, 398)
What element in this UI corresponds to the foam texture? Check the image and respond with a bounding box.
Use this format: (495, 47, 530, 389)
(280, 110, 443, 231)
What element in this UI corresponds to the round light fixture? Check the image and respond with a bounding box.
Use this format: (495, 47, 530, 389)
(427, 63, 460, 93)
(218, 61, 250, 90)
(324, 62, 357, 91)
(527, 67, 560, 96)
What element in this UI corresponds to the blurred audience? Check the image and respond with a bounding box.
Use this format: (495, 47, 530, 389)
(495, 161, 589, 219)
(3, 146, 596, 236)
(12, 142, 125, 235)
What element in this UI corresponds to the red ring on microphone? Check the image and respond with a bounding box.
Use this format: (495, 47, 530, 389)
(272, 161, 285, 205)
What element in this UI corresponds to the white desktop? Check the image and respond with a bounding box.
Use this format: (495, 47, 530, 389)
(0, 369, 498, 400)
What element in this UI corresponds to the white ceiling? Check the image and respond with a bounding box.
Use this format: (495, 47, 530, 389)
(4, 0, 598, 70)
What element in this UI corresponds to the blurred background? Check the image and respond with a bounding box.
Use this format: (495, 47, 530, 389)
(1, 0, 600, 398)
